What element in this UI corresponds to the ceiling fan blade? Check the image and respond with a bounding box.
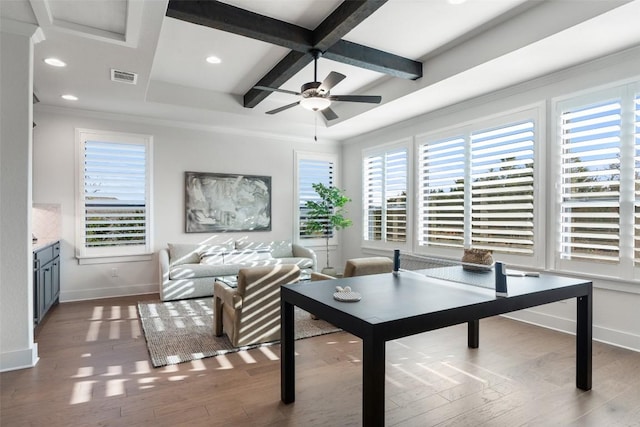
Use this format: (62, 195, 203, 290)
(254, 86, 300, 96)
(329, 95, 382, 104)
(321, 107, 339, 121)
(317, 72, 346, 93)
(265, 101, 300, 115)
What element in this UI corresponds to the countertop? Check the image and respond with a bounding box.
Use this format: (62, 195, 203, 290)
(32, 239, 59, 252)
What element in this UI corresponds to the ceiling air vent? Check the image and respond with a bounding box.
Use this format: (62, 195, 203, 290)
(110, 69, 138, 85)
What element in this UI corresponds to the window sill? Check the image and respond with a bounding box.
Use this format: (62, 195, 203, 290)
(76, 253, 153, 265)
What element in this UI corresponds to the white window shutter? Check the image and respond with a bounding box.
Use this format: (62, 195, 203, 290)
(470, 121, 535, 254)
(559, 100, 622, 263)
(299, 158, 334, 239)
(363, 148, 408, 243)
(83, 140, 148, 249)
(418, 136, 466, 249)
(634, 94, 640, 265)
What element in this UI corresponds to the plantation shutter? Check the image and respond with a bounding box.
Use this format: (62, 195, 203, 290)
(559, 99, 622, 263)
(83, 140, 147, 248)
(364, 154, 384, 241)
(470, 121, 535, 254)
(363, 148, 407, 242)
(418, 136, 465, 248)
(385, 149, 408, 242)
(299, 159, 334, 239)
(634, 94, 640, 265)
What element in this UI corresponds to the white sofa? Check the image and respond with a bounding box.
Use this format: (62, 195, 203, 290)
(158, 240, 316, 301)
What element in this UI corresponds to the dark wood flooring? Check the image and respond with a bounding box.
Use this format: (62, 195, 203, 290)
(1, 294, 639, 426)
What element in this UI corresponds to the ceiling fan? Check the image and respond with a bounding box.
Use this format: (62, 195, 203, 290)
(254, 50, 382, 121)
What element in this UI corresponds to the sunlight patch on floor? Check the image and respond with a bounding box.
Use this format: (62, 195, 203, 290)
(190, 359, 207, 371)
(110, 305, 121, 320)
(441, 361, 487, 384)
(238, 350, 257, 364)
(106, 379, 126, 396)
(85, 321, 101, 342)
(109, 320, 122, 339)
(134, 360, 151, 374)
(71, 367, 94, 378)
(258, 346, 279, 360)
(90, 306, 103, 320)
(215, 354, 233, 370)
(70, 380, 96, 404)
(390, 363, 433, 386)
(128, 304, 138, 319)
(417, 362, 460, 384)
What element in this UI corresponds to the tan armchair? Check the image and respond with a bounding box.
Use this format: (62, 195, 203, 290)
(214, 264, 300, 347)
(309, 257, 393, 320)
(311, 256, 394, 281)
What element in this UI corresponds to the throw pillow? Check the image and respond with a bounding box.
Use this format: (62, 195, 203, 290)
(270, 240, 293, 258)
(199, 251, 225, 266)
(169, 241, 234, 267)
(224, 249, 273, 264)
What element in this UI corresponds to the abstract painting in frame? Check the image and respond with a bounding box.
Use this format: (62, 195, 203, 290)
(185, 172, 272, 233)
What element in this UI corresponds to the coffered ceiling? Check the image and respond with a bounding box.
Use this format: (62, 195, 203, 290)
(2, 0, 640, 141)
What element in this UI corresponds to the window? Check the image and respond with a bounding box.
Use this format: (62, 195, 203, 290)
(363, 144, 408, 246)
(296, 152, 336, 241)
(555, 83, 640, 278)
(418, 135, 465, 249)
(470, 121, 535, 254)
(558, 99, 622, 263)
(76, 129, 153, 261)
(417, 110, 537, 260)
(634, 93, 640, 265)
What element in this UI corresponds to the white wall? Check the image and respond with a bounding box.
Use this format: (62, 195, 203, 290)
(341, 46, 640, 352)
(32, 108, 340, 302)
(0, 22, 41, 371)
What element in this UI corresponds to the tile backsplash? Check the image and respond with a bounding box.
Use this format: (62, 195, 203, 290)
(33, 203, 61, 242)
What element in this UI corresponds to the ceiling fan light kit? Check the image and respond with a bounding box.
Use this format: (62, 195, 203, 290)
(255, 49, 382, 120)
(300, 96, 331, 111)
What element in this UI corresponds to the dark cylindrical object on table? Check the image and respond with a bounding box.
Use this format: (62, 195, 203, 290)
(495, 261, 508, 297)
(393, 249, 400, 275)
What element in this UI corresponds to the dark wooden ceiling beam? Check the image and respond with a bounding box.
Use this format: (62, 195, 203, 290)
(243, 0, 394, 107)
(243, 51, 312, 109)
(312, 0, 387, 50)
(166, 0, 313, 51)
(166, 0, 423, 108)
(325, 40, 422, 80)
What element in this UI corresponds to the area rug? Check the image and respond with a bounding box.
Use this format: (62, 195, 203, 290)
(138, 298, 340, 368)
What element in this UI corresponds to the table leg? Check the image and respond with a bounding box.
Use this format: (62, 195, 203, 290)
(468, 319, 479, 348)
(362, 334, 385, 427)
(576, 288, 592, 390)
(281, 299, 295, 403)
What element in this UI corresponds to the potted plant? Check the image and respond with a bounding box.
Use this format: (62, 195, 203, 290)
(304, 183, 352, 276)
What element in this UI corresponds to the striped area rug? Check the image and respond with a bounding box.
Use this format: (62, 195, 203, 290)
(138, 297, 340, 367)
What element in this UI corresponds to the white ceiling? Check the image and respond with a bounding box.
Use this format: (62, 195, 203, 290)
(3, 0, 640, 142)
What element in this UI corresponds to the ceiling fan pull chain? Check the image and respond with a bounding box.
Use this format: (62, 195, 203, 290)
(314, 114, 318, 142)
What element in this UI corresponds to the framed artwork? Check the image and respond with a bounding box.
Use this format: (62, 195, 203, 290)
(185, 171, 272, 233)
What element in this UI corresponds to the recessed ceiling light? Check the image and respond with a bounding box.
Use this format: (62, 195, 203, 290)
(44, 58, 66, 67)
(61, 94, 78, 101)
(206, 56, 221, 64)
(447, 0, 467, 4)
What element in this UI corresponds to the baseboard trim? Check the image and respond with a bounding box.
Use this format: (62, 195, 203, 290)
(503, 309, 640, 353)
(0, 343, 39, 372)
(60, 283, 157, 302)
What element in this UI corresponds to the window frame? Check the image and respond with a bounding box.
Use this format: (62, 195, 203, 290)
(361, 138, 412, 252)
(551, 82, 640, 281)
(75, 128, 153, 264)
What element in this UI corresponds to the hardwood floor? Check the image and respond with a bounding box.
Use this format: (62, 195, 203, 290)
(1, 294, 639, 426)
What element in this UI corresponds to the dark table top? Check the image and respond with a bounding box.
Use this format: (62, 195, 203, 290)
(281, 267, 591, 328)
